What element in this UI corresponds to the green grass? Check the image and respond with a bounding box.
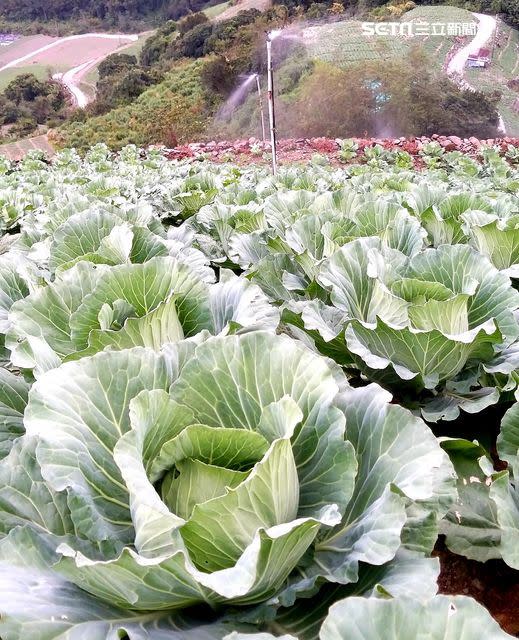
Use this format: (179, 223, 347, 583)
(204, 1, 231, 19)
(405, 6, 476, 68)
(499, 24, 519, 76)
(118, 33, 153, 58)
(0, 64, 52, 90)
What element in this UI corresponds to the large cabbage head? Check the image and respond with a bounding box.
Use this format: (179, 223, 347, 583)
(284, 239, 519, 420)
(0, 332, 454, 638)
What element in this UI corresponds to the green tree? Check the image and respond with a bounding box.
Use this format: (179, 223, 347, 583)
(4, 74, 47, 104)
(177, 11, 209, 34)
(98, 54, 138, 79)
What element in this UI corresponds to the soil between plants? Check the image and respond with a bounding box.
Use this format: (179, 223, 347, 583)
(436, 539, 519, 636)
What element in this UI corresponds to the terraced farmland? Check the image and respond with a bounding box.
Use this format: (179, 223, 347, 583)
(302, 21, 409, 65)
(302, 5, 476, 69)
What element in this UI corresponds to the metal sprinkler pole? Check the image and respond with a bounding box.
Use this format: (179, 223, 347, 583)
(255, 74, 267, 144)
(266, 34, 277, 175)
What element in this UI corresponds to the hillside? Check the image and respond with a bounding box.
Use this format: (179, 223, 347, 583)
(52, 60, 209, 151)
(299, 6, 519, 134)
(0, 2, 514, 156)
(51, 4, 512, 152)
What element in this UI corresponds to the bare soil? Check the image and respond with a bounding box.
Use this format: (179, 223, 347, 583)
(436, 540, 519, 637)
(0, 135, 55, 161)
(15, 36, 134, 69)
(0, 35, 56, 67)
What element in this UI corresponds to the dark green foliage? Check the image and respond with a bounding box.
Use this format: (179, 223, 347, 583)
(0, 0, 169, 22)
(177, 11, 209, 34)
(276, 49, 314, 95)
(150, 9, 263, 66)
(306, 2, 330, 19)
(0, 97, 20, 125)
(0, 0, 221, 30)
(173, 23, 214, 59)
(98, 54, 138, 78)
(140, 21, 178, 67)
(200, 56, 240, 95)
(92, 53, 162, 115)
(0, 74, 68, 137)
(280, 50, 502, 139)
(4, 74, 49, 104)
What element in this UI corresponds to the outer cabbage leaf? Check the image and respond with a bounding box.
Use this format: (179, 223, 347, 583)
(318, 595, 513, 639)
(0, 367, 30, 460)
(440, 438, 501, 562)
(8, 333, 353, 611)
(462, 211, 519, 276)
(0, 332, 455, 627)
(489, 403, 519, 569)
(0, 563, 251, 640)
(6, 261, 107, 375)
(288, 242, 519, 416)
(49, 209, 168, 272)
(269, 551, 440, 640)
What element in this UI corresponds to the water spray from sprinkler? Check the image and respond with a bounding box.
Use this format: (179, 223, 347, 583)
(266, 31, 278, 175)
(252, 73, 266, 144)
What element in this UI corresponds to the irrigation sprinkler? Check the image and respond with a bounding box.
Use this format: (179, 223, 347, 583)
(266, 31, 279, 175)
(254, 74, 267, 144)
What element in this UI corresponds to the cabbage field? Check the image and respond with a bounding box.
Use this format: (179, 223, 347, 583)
(2, 143, 519, 638)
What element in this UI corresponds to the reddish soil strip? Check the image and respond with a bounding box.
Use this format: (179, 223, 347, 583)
(165, 135, 519, 167)
(0, 135, 55, 161)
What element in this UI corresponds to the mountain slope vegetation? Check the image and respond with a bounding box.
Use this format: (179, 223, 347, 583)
(54, 3, 507, 151)
(0, 0, 223, 31)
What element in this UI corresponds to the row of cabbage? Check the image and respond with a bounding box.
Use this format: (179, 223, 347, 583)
(0, 145, 519, 639)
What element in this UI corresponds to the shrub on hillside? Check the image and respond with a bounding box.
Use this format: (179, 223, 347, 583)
(200, 56, 239, 96)
(57, 61, 209, 152)
(178, 11, 209, 34)
(173, 23, 214, 58)
(140, 21, 178, 67)
(92, 54, 163, 115)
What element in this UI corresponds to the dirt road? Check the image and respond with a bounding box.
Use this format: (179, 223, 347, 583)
(53, 59, 98, 108)
(447, 13, 505, 132)
(214, 0, 270, 22)
(0, 33, 138, 108)
(447, 13, 497, 76)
